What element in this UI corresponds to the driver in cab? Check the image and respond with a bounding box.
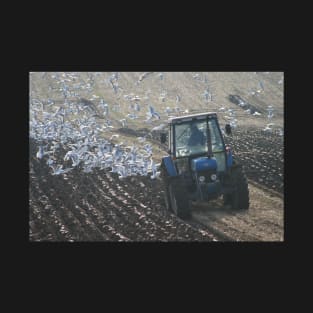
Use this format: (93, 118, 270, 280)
(188, 123, 205, 146)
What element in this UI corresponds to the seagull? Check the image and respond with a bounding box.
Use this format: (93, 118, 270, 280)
(137, 136, 146, 143)
(36, 145, 49, 159)
(230, 120, 237, 128)
(119, 119, 127, 127)
(267, 109, 274, 119)
(203, 89, 211, 101)
(134, 103, 140, 111)
(82, 165, 93, 173)
(64, 151, 80, 167)
(252, 111, 261, 116)
(238, 99, 245, 107)
(228, 109, 234, 116)
(138, 72, 153, 82)
(165, 107, 172, 115)
(151, 124, 166, 132)
(146, 105, 160, 120)
(117, 165, 128, 180)
(258, 80, 264, 91)
(150, 158, 161, 180)
(127, 113, 138, 119)
(263, 125, 273, 132)
(110, 134, 120, 141)
(46, 158, 55, 166)
(143, 144, 153, 156)
(49, 164, 73, 175)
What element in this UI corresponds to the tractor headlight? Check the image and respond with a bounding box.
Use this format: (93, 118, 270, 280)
(211, 174, 217, 181)
(199, 176, 205, 183)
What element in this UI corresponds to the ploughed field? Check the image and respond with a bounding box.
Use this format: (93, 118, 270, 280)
(29, 138, 218, 241)
(224, 127, 283, 194)
(29, 124, 284, 242)
(29, 71, 284, 242)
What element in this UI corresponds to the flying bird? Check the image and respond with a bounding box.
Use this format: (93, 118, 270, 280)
(146, 105, 160, 120)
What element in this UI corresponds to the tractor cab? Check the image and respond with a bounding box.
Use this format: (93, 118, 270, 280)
(160, 112, 249, 219)
(167, 112, 228, 174)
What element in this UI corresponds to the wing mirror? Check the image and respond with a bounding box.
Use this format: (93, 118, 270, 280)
(225, 124, 232, 135)
(160, 133, 167, 143)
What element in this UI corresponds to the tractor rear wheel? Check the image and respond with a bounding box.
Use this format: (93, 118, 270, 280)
(227, 166, 249, 210)
(168, 182, 191, 219)
(163, 184, 171, 211)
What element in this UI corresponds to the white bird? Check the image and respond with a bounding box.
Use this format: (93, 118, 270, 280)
(203, 89, 211, 101)
(164, 107, 172, 115)
(64, 151, 80, 167)
(46, 158, 55, 166)
(150, 159, 161, 180)
(252, 111, 261, 116)
(119, 119, 127, 127)
(146, 105, 160, 120)
(230, 120, 237, 128)
(151, 124, 166, 132)
(50, 164, 73, 175)
(258, 80, 264, 91)
(143, 144, 153, 156)
(117, 165, 127, 179)
(137, 137, 146, 143)
(238, 99, 245, 107)
(263, 125, 273, 132)
(36, 146, 49, 159)
(127, 113, 138, 119)
(82, 165, 93, 173)
(134, 103, 140, 111)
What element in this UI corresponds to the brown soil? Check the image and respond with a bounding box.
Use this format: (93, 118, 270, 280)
(29, 129, 284, 242)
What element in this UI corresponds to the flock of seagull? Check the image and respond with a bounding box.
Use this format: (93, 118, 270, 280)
(30, 94, 161, 179)
(30, 72, 283, 178)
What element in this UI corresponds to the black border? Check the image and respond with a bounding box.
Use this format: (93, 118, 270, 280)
(21, 66, 292, 279)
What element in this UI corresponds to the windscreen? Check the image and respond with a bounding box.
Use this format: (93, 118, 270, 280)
(175, 120, 208, 157)
(174, 118, 224, 158)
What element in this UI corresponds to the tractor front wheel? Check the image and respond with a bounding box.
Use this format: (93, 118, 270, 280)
(168, 182, 191, 219)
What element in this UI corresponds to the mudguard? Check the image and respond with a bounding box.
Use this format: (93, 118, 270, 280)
(162, 156, 178, 176)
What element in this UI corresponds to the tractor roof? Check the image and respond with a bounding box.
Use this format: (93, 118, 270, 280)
(168, 111, 217, 124)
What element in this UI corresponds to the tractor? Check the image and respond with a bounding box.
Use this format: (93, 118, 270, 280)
(159, 112, 249, 219)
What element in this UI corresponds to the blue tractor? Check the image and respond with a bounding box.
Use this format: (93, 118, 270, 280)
(159, 112, 249, 219)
